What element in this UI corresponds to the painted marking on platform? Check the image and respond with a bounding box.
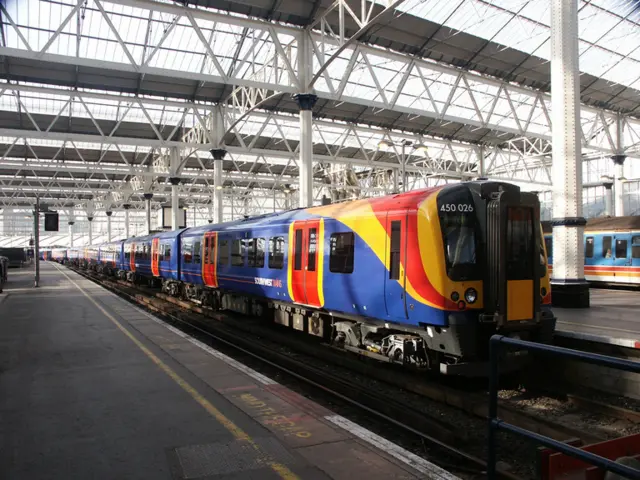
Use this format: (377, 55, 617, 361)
(52, 263, 299, 480)
(325, 415, 461, 480)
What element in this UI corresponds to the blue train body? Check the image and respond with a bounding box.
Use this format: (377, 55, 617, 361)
(544, 217, 640, 285)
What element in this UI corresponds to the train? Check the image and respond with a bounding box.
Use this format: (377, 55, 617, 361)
(57, 181, 555, 375)
(544, 216, 640, 286)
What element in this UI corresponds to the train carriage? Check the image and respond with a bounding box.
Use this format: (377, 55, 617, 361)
(545, 216, 640, 286)
(52, 248, 67, 263)
(97, 242, 124, 276)
(139, 180, 554, 375)
(121, 235, 153, 282)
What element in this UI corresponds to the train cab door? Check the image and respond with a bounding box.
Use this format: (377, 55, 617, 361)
(485, 186, 540, 325)
(151, 238, 160, 276)
(202, 232, 218, 288)
(384, 212, 407, 319)
(289, 220, 323, 307)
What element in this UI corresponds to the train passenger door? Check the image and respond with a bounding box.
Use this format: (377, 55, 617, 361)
(130, 243, 136, 272)
(151, 238, 160, 276)
(384, 212, 407, 319)
(202, 232, 218, 288)
(289, 219, 323, 307)
(614, 234, 631, 269)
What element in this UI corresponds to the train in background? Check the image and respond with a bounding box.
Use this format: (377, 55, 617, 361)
(62, 181, 555, 376)
(544, 217, 640, 286)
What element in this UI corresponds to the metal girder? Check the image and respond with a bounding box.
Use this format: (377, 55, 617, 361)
(2, 0, 639, 156)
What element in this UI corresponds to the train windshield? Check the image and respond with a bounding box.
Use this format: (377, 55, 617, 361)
(440, 213, 479, 281)
(507, 207, 534, 280)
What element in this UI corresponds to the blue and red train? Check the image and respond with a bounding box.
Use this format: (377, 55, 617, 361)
(56, 181, 555, 375)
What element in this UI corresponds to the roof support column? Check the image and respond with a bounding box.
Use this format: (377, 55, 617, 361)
(550, 0, 589, 307)
(106, 211, 113, 242)
(210, 148, 226, 224)
(169, 147, 181, 231)
(143, 193, 153, 234)
(68, 211, 75, 247)
(123, 204, 131, 238)
(612, 155, 626, 217)
(296, 31, 317, 209)
(601, 176, 613, 216)
(86, 201, 95, 246)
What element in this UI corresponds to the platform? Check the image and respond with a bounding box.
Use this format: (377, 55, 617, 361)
(0, 262, 456, 480)
(555, 289, 640, 349)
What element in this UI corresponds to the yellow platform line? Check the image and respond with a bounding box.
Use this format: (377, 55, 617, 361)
(53, 264, 298, 480)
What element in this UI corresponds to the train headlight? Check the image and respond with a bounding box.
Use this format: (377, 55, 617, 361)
(464, 288, 477, 304)
(451, 291, 460, 302)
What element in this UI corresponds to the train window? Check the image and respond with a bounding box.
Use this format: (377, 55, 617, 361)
(164, 244, 171, 261)
(602, 236, 612, 258)
(269, 237, 285, 269)
(183, 242, 193, 263)
(294, 230, 303, 271)
(231, 239, 244, 267)
(585, 237, 594, 258)
(245, 239, 255, 267)
(544, 237, 552, 259)
(441, 212, 478, 281)
(308, 229, 317, 272)
(203, 237, 209, 264)
(616, 239, 628, 259)
(125, 250, 130, 260)
(389, 221, 401, 280)
(219, 239, 229, 266)
(193, 241, 201, 264)
(330, 232, 355, 274)
(506, 207, 533, 280)
(247, 238, 266, 268)
(208, 237, 216, 265)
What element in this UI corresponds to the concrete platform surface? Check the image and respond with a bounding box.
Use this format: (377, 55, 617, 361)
(555, 289, 640, 349)
(0, 262, 457, 480)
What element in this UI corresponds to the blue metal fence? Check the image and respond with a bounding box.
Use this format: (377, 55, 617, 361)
(488, 335, 640, 479)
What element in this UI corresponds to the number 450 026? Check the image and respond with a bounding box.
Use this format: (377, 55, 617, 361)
(440, 204, 474, 212)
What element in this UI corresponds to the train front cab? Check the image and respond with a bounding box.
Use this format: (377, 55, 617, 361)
(438, 182, 555, 375)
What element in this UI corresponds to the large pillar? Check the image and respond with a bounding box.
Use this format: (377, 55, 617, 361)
(549, 0, 589, 307)
(34, 197, 40, 288)
(295, 31, 317, 209)
(210, 148, 226, 224)
(123, 204, 131, 238)
(88, 217, 93, 245)
(106, 211, 112, 241)
(295, 93, 317, 208)
(169, 147, 181, 231)
(68, 213, 75, 247)
(169, 179, 180, 230)
(612, 154, 626, 217)
(602, 176, 614, 216)
(144, 193, 153, 234)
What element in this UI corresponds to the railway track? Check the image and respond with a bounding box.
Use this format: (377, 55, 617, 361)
(64, 263, 640, 478)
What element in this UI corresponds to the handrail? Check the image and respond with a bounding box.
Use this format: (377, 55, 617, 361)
(488, 335, 640, 479)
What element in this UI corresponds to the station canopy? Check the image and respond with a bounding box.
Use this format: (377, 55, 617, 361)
(0, 0, 638, 210)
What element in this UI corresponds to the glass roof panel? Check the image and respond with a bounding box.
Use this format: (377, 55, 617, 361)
(380, 0, 640, 91)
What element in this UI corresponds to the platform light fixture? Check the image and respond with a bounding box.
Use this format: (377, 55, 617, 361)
(215, 185, 223, 190)
(376, 138, 424, 193)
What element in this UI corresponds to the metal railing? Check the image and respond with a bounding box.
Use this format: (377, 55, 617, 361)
(488, 335, 640, 480)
